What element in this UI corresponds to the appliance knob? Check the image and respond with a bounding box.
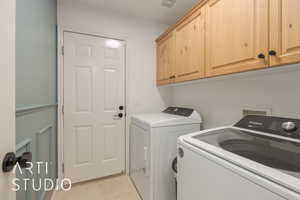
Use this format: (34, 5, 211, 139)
(281, 122, 297, 132)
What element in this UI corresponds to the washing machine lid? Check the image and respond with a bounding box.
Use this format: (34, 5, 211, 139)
(131, 107, 202, 128)
(193, 128, 300, 174)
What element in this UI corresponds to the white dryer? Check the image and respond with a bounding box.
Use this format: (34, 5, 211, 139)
(129, 107, 202, 200)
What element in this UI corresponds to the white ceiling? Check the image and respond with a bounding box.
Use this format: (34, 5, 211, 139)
(74, 0, 200, 25)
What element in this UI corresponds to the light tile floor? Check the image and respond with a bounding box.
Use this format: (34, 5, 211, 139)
(53, 175, 141, 200)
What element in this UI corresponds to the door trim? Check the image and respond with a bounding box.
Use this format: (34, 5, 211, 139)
(57, 27, 127, 182)
(0, 0, 16, 198)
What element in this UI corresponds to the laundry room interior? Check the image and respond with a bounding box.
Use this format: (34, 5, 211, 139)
(2, 0, 300, 199)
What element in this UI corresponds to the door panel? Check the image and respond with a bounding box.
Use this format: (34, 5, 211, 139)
(205, 0, 269, 77)
(175, 8, 205, 83)
(64, 32, 125, 183)
(157, 33, 174, 85)
(74, 126, 93, 165)
(103, 125, 118, 160)
(75, 67, 93, 112)
(270, 0, 300, 66)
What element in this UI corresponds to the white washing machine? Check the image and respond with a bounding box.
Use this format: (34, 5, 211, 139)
(129, 107, 202, 200)
(178, 115, 300, 200)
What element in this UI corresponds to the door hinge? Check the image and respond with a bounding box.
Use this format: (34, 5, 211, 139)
(62, 163, 65, 173)
(61, 46, 64, 56)
(62, 105, 64, 114)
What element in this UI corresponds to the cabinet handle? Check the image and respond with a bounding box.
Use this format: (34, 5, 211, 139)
(269, 50, 277, 56)
(257, 53, 265, 59)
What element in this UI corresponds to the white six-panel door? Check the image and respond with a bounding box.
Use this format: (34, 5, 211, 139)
(63, 32, 125, 183)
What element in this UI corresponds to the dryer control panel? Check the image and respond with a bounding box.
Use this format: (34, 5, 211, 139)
(163, 107, 194, 117)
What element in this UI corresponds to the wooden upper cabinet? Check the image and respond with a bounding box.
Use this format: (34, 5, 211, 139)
(270, 0, 300, 67)
(175, 8, 205, 83)
(157, 33, 175, 85)
(205, 0, 269, 77)
(156, 0, 300, 86)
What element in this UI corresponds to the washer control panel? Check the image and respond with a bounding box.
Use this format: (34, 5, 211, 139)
(163, 107, 194, 117)
(234, 115, 300, 139)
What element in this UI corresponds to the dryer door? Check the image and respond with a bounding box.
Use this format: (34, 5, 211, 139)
(130, 123, 151, 200)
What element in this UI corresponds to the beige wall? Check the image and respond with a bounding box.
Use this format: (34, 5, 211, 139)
(172, 64, 300, 129)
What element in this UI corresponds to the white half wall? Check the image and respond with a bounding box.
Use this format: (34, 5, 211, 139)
(58, 0, 172, 173)
(172, 64, 300, 129)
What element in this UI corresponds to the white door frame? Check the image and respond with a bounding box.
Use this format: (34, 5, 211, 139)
(57, 27, 128, 181)
(0, 0, 16, 198)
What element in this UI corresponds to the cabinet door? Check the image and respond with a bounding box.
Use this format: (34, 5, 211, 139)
(175, 8, 205, 83)
(157, 33, 174, 86)
(205, 0, 269, 77)
(270, 0, 300, 67)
